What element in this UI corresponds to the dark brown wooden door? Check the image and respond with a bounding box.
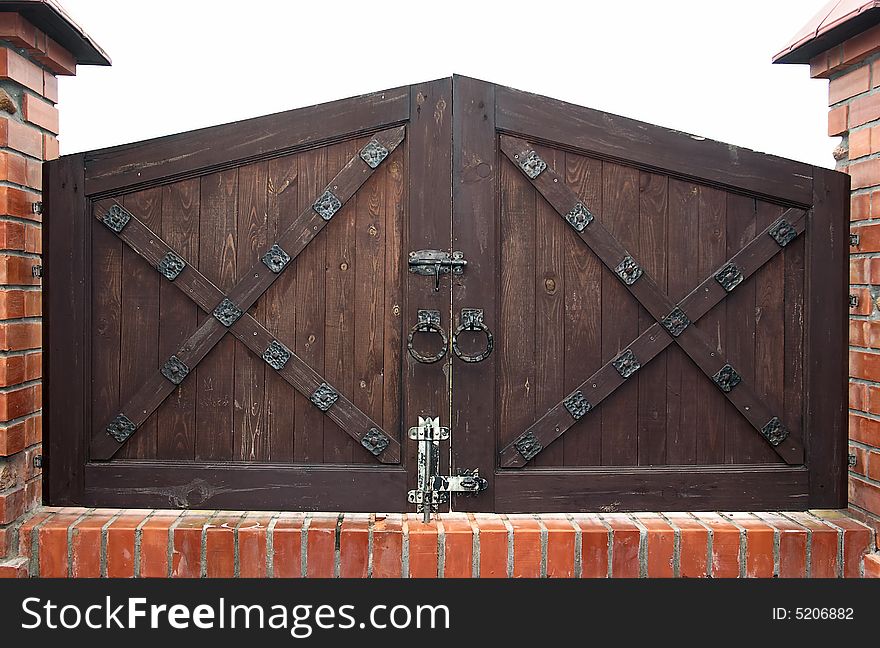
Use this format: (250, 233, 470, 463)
(45, 76, 847, 513)
(448, 77, 848, 513)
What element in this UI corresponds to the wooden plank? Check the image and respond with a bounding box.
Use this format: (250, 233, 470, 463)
(264, 153, 298, 462)
(234, 161, 268, 461)
(755, 200, 787, 464)
(784, 211, 806, 473)
(195, 168, 238, 461)
(695, 186, 726, 464)
(562, 152, 603, 466)
(451, 75, 496, 507)
(323, 139, 358, 464)
(84, 84, 410, 196)
(44, 153, 87, 504)
(494, 466, 809, 512)
(495, 84, 813, 206)
(382, 138, 405, 466)
(637, 172, 668, 466)
(807, 167, 849, 507)
(600, 161, 640, 465)
(533, 144, 565, 467)
(499, 156, 536, 455)
(119, 188, 162, 460)
(724, 193, 761, 462)
(293, 146, 326, 463)
(665, 179, 699, 465)
(90, 208, 121, 463)
(352, 138, 386, 464)
(404, 79, 452, 497)
(157, 178, 199, 460)
(84, 462, 407, 511)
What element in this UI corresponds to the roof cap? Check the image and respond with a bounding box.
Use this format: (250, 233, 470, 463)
(774, 0, 880, 64)
(0, 0, 109, 66)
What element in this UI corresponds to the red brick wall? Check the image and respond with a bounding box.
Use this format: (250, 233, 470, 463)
(0, 508, 872, 579)
(0, 11, 76, 560)
(810, 25, 880, 543)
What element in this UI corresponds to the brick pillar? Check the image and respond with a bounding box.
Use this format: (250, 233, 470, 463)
(776, 17, 880, 543)
(0, 7, 107, 562)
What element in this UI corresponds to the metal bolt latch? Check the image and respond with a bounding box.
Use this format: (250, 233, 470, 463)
(407, 416, 487, 522)
(31, 201, 42, 215)
(408, 250, 467, 291)
(848, 453, 858, 468)
(850, 294, 860, 308)
(851, 233, 860, 247)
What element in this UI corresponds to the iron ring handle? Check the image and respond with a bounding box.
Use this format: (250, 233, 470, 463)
(451, 308, 494, 363)
(407, 312, 448, 364)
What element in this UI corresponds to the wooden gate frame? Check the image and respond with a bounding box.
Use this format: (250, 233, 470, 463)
(44, 76, 849, 512)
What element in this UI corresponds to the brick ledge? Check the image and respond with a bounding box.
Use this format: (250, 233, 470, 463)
(1, 508, 875, 578)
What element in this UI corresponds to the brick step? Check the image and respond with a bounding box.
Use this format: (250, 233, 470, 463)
(0, 555, 26, 578)
(866, 553, 880, 577)
(6, 507, 876, 578)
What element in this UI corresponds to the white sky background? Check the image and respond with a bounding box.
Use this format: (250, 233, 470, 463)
(57, 0, 835, 167)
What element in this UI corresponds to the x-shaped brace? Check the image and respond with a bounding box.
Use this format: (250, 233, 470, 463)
(498, 135, 806, 467)
(90, 127, 405, 463)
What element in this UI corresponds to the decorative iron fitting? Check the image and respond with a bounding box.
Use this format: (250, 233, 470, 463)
(361, 427, 390, 456)
(313, 190, 342, 220)
(310, 382, 339, 412)
(614, 255, 643, 286)
(359, 139, 390, 169)
(612, 349, 641, 378)
(517, 150, 547, 179)
(213, 298, 243, 327)
(563, 390, 592, 420)
(768, 218, 797, 247)
(712, 363, 741, 393)
(514, 431, 543, 461)
(102, 204, 132, 233)
(157, 251, 186, 281)
(261, 243, 291, 274)
(160, 354, 189, 385)
(661, 307, 690, 337)
(714, 262, 743, 292)
(760, 416, 789, 447)
(262, 339, 291, 371)
(106, 413, 136, 443)
(565, 202, 594, 232)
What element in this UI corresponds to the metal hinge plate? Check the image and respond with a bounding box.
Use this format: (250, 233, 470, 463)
(850, 294, 860, 308)
(32, 265, 42, 278)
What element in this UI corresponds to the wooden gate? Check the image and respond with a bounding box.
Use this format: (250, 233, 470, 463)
(44, 76, 848, 512)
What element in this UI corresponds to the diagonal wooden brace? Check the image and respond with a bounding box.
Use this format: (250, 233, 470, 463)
(499, 134, 806, 466)
(90, 127, 405, 462)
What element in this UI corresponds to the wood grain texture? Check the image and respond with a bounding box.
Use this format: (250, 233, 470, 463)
(84, 85, 410, 196)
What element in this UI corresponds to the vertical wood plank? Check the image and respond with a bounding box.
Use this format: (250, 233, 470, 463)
(695, 186, 726, 464)
(784, 216, 806, 467)
(754, 200, 787, 464)
(45, 154, 87, 503)
(234, 161, 268, 461)
(499, 157, 536, 457)
(808, 167, 848, 507)
(119, 188, 162, 460)
(600, 162, 639, 465)
(157, 178, 199, 460)
(451, 76, 495, 507)
(637, 172, 668, 465)
(382, 140, 405, 463)
(724, 193, 761, 463)
(665, 179, 699, 465)
(404, 79, 452, 498)
(293, 147, 326, 463)
(533, 144, 565, 467)
(323, 139, 358, 464)
(195, 168, 238, 461)
(264, 154, 298, 462)
(563, 152, 603, 466)
(352, 139, 386, 464)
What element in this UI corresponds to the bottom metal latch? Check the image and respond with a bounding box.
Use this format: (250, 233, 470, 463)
(407, 416, 487, 522)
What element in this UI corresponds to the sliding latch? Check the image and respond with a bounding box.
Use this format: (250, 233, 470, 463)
(408, 250, 467, 291)
(407, 416, 487, 522)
